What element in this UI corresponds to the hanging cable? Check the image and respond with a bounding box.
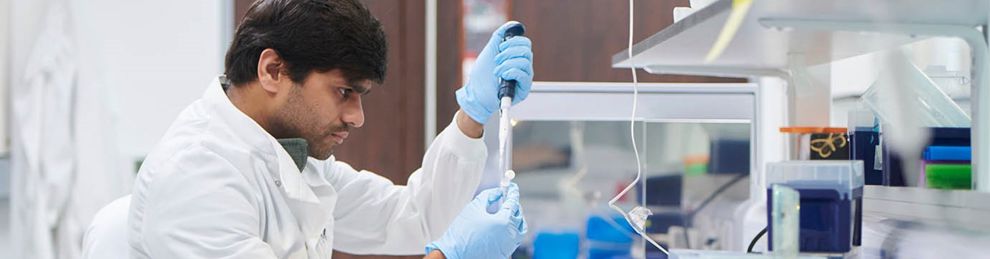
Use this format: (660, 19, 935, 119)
(606, 0, 669, 254)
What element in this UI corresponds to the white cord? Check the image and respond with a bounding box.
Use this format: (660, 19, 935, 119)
(605, 0, 670, 254)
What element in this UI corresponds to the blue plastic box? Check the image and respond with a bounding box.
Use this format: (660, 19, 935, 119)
(924, 146, 972, 162)
(765, 161, 864, 254)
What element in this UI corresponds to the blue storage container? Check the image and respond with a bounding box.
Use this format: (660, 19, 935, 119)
(882, 127, 970, 187)
(586, 215, 634, 259)
(765, 161, 864, 254)
(708, 139, 750, 175)
(639, 174, 682, 207)
(924, 146, 972, 162)
(533, 232, 580, 259)
(767, 185, 858, 253)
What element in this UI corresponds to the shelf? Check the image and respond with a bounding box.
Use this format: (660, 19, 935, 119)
(611, 0, 989, 75)
(863, 185, 990, 228)
(609, 0, 990, 192)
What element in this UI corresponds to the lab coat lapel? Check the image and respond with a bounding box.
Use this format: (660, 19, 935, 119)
(274, 147, 335, 241)
(272, 144, 319, 204)
(262, 113, 335, 242)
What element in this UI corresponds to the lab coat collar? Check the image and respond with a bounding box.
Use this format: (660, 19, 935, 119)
(202, 76, 322, 204)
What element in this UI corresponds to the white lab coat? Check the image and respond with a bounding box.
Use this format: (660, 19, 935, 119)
(12, 3, 130, 259)
(10, 4, 76, 257)
(128, 78, 487, 258)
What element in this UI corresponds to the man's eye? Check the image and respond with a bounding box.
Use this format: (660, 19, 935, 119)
(338, 88, 353, 98)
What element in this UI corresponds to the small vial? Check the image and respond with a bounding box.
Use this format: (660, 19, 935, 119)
(488, 170, 516, 214)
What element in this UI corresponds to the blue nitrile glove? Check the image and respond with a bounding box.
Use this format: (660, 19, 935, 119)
(456, 21, 534, 124)
(426, 183, 528, 259)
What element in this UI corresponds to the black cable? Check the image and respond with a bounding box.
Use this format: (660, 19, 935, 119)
(681, 173, 749, 249)
(688, 173, 749, 219)
(747, 226, 768, 253)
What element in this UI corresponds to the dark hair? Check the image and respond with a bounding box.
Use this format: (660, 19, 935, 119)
(224, 0, 387, 86)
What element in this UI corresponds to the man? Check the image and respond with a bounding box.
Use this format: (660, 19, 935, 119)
(127, 0, 533, 258)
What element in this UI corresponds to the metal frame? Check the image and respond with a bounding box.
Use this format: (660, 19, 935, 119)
(505, 81, 762, 200)
(424, 0, 438, 148)
(510, 81, 757, 122)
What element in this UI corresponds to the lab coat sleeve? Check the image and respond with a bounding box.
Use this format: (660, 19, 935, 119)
(330, 113, 487, 254)
(134, 146, 277, 258)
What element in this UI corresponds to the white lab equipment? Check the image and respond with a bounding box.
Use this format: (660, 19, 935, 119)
(493, 23, 525, 215)
(667, 249, 826, 259)
(127, 77, 487, 257)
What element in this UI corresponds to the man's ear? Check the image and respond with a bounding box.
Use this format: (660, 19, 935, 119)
(257, 48, 288, 94)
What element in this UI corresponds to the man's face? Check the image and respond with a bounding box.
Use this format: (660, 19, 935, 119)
(269, 69, 372, 160)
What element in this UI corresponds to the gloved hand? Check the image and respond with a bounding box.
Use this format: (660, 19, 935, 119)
(426, 183, 527, 259)
(456, 21, 534, 124)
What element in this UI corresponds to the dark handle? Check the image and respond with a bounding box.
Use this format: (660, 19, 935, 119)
(498, 23, 526, 100)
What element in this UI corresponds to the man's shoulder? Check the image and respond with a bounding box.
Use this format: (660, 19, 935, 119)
(135, 143, 236, 192)
(141, 101, 262, 171)
(134, 105, 268, 195)
(137, 137, 265, 187)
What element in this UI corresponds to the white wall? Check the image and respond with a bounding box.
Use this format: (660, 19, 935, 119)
(69, 0, 227, 162)
(11, 0, 226, 162)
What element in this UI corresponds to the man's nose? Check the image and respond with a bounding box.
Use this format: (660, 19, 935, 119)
(342, 97, 364, 128)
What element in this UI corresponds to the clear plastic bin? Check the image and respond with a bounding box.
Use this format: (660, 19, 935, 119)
(766, 161, 864, 198)
(860, 60, 970, 128)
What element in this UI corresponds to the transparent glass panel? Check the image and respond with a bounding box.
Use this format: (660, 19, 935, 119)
(510, 120, 751, 252)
